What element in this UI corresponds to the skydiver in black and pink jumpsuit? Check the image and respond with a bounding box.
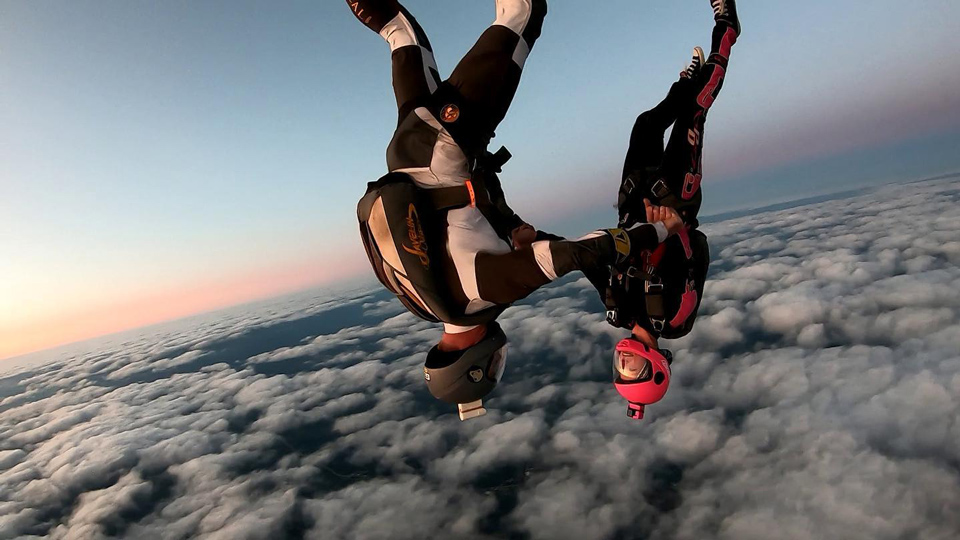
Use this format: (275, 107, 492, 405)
(603, 0, 742, 419)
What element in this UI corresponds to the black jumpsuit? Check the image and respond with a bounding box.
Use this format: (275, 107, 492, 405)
(601, 14, 740, 337)
(621, 16, 740, 226)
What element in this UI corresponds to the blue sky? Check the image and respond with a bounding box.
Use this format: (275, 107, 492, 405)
(2, 0, 959, 358)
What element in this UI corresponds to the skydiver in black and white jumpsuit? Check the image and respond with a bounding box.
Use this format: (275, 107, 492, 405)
(348, 0, 681, 341)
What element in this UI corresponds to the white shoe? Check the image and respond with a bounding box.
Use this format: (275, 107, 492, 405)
(681, 47, 705, 79)
(711, 0, 725, 18)
(711, 0, 740, 35)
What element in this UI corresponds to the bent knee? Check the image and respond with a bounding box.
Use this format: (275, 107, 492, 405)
(633, 110, 660, 132)
(495, 0, 547, 36)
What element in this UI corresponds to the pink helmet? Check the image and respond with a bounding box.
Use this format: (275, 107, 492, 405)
(612, 338, 673, 420)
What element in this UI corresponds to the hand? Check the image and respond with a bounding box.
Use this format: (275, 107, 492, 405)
(511, 223, 537, 250)
(644, 199, 684, 237)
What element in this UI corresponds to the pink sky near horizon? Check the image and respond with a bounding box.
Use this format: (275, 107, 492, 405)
(0, 254, 368, 361)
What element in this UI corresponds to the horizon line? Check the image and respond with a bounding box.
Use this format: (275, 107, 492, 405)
(0, 275, 380, 366)
(4, 172, 956, 366)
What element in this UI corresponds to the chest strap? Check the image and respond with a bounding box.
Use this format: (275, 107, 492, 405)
(604, 263, 666, 334)
(425, 147, 511, 212)
(619, 172, 699, 228)
(626, 265, 667, 334)
(427, 182, 478, 211)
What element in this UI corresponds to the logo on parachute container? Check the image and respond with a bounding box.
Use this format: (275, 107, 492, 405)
(441, 104, 460, 123)
(402, 204, 431, 268)
(610, 228, 631, 259)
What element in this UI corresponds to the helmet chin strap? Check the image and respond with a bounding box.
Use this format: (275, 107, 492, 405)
(627, 403, 646, 420)
(458, 400, 487, 421)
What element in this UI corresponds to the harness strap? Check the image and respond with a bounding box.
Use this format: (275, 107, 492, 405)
(650, 179, 683, 211)
(644, 278, 666, 333)
(427, 183, 476, 211)
(618, 171, 649, 226)
(604, 271, 622, 327)
(622, 249, 672, 335)
(619, 170, 701, 228)
(478, 146, 512, 174)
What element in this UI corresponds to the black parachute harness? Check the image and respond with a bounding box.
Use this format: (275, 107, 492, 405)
(357, 146, 513, 326)
(414, 146, 513, 216)
(606, 168, 699, 336)
(618, 168, 700, 229)
(465, 146, 516, 242)
(404, 146, 513, 216)
(604, 250, 669, 335)
(472, 146, 513, 185)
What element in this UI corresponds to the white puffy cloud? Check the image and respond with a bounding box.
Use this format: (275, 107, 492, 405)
(1, 179, 959, 539)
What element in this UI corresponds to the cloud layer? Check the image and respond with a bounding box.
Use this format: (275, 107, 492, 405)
(2, 180, 959, 539)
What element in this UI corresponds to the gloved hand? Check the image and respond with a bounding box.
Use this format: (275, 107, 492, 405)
(511, 223, 537, 250)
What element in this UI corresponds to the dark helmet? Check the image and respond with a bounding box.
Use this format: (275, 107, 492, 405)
(423, 322, 509, 405)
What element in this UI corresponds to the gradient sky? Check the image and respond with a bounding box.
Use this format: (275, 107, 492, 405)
(2, 0, 959, 360)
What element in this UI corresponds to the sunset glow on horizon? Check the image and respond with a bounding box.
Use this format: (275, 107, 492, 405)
(0, 254, 369, 361)
(3, 1, 959, 362)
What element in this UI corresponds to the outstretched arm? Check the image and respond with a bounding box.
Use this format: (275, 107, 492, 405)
(483, 176, 572, 251)
(479, 171, 528, 245)
(474, 217, 676, 306)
